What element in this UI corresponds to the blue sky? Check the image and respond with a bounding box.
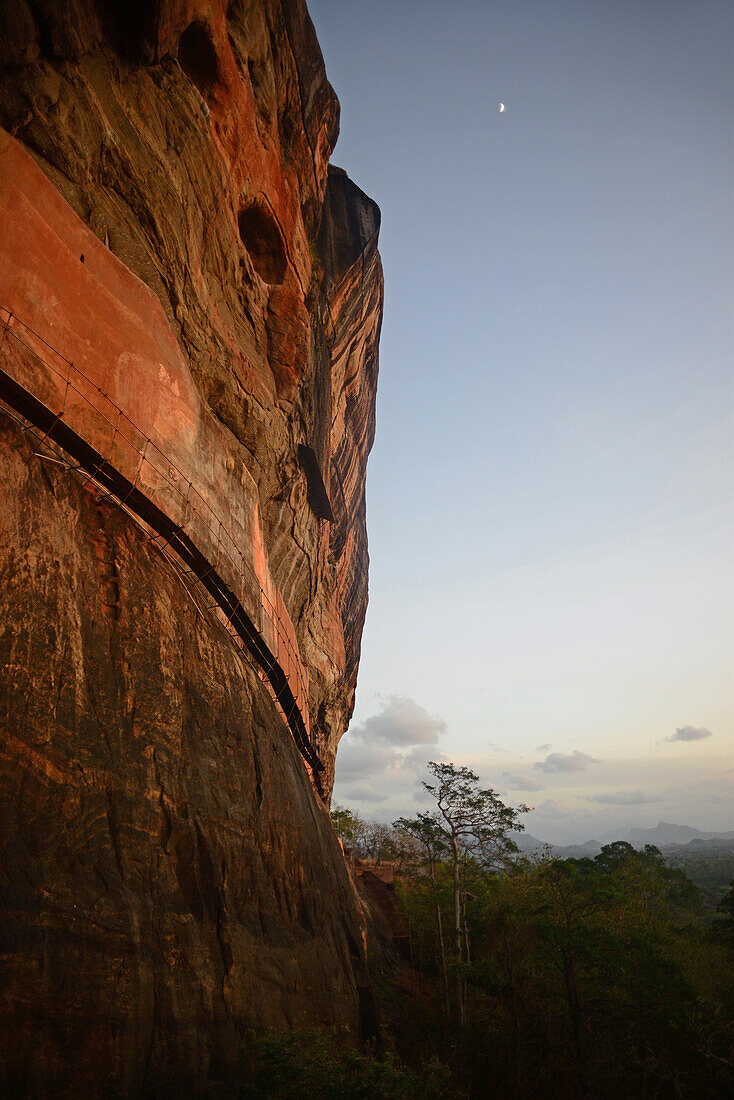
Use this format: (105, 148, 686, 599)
(308, 0, 734, 842)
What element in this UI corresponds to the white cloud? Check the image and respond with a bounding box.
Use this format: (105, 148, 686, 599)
(335, 740, 398, 783)
(664, 725, 713, 743)
(535, 749, 601, 773)
(345, 783, 388, 804)
(333, 696, 448, 815)
(412, 786, 436, 805)
(334, 710, 734, 843)
(501, 771, 545, 792)
(659, 772, 734, 806)
(585, 790, 663, 806)
(695, 775, 734, 804)
(351, 695, 446, 746)
(535, 743, 552, 753)
(533, 799, 573, 818)
(512, 757, 734, 845)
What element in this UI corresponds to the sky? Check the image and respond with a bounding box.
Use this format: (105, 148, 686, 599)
(307, 0, 734, 843)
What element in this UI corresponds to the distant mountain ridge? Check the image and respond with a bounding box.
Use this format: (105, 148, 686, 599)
(622, 821, 734, 847)
(513, 821, 734, 858)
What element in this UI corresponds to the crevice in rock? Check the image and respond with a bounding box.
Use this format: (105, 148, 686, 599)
(177, 20, 220, 101)
(238, 202, 287, 285)
(100, 0, 158, 62)
(297, 443, 333, 522)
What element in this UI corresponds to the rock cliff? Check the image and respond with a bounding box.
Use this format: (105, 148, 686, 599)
(0, 0, 382, 1093)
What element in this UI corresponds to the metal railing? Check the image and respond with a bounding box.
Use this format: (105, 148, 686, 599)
(0, 306, 319, 772)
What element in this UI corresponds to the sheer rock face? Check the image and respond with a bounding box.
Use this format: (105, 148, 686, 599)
(0, 420, 374, 1096)
(0, 0, 382, 782)
(0, 0, 381, 1093)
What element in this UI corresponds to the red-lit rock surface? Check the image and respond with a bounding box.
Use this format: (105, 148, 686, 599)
(0, 135, 312, 758)
(0, 0, 382, 1093)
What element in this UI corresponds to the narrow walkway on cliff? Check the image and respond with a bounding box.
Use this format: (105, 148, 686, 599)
(0, 306, 321, 774)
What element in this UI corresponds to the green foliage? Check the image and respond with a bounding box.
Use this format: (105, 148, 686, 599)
(330, 800, 734, 1096)
(392, 839, 734, 1097)
(422, 761, 528, 869)
(330, 805, 404, 863)
(239, 1028, 451, 1099)
(665, 849, 734, 909)
(394, 812, 449, 866)
(330, 805, 357, 846)
(397, 762, 529, 1025)
(713, 879, 734, 944)
(718, 879, 734, 922)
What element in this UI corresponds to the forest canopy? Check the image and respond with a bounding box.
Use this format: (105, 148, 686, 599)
(324, 767, 734, 1098)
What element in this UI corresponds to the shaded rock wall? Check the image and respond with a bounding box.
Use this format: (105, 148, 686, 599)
(0, 0, 382, 1093)
(0, 418, 373, 1096)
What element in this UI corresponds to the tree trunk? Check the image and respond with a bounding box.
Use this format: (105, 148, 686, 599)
(504, 930, 524, 1098)
(451, 832, 465, 1025)
(435, 902, 449, 1016)
(428, 854, 450, 1017)
(461, 879, 471, 966)
(460, 857, 471, 1022)
(562, 945, 587, 1100)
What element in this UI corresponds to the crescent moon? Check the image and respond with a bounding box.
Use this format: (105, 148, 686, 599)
(499, 102, 506, 113)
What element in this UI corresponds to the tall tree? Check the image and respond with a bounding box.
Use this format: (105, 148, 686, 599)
(422, 761, 528, 1023)
(394, 812, 451, 1014)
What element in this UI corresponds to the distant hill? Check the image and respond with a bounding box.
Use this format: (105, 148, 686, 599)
(512, 831, 547, 853)
(622, 822, 734, 848)
(512, 822, 734, 859)
(512, 832, 604, 859)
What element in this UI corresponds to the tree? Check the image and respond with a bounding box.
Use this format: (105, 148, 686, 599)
(532, 858, 615, 1097)
(330, 805, 358, 849)
(714, 878, 734, 942)
(359, 819, 403, 863)
(421, 761, 528, 1024)
(240, 1027, 451, 1098)
(394, 812, 451, 1014)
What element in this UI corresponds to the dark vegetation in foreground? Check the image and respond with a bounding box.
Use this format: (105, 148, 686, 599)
(239, 765, 734, 1098)
(664, 849, 734, 910)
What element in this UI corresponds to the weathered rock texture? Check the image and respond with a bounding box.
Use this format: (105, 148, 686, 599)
(0, 0, 382, 1093)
